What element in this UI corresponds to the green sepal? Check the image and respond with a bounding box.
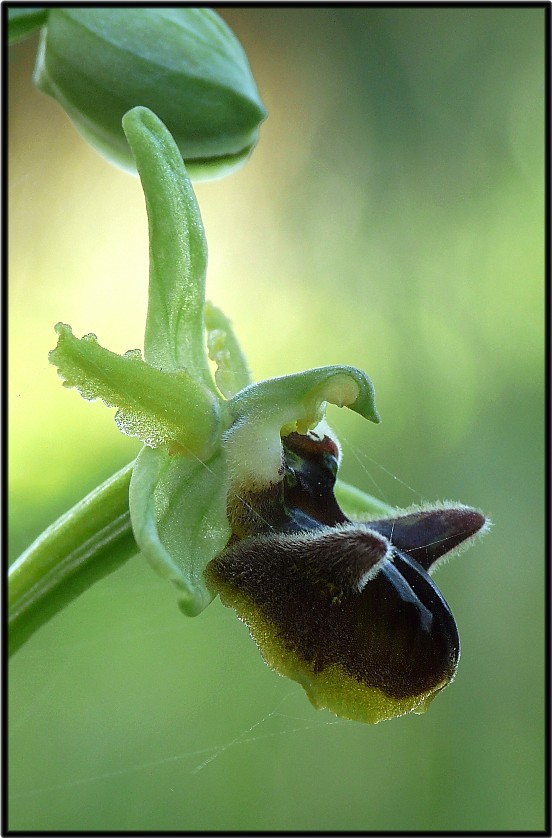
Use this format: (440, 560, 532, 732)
(225, 366, 380, 488)
(122, 107, 213, 387)
(49, 323, 221, 458)
(8, 7, 48, 44)
(129, 446, 231, 616)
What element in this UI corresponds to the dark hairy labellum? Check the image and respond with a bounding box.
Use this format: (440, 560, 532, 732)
(207, 430, 489, 723)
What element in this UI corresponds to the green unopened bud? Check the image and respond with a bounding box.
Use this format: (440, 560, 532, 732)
(33, 8, 266, 179)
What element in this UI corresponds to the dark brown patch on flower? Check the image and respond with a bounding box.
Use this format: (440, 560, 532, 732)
(209, 429, 489, 720)
(226, 431, 346, 541)
(281, 432, 347, 529)
(207, 525, 459, 701)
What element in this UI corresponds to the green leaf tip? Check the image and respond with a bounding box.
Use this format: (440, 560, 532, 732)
(122, 106, 184, 176)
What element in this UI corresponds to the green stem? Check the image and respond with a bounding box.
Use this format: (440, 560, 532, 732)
(8, 462, 137, 656)
(334, 479, 395, 518)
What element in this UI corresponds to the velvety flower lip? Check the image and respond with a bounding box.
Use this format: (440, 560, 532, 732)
(206, 429, 490, 724)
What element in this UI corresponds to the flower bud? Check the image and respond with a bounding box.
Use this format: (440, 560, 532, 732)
(33, 8, 266, 178)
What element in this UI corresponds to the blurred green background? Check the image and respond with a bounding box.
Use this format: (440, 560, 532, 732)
(8, 7, 545, 832)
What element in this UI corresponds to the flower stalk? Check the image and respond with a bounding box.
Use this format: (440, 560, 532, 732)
(8, 463, 135, 656)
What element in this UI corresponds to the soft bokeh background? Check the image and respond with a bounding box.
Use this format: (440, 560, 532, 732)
(8, 7, 545, 831)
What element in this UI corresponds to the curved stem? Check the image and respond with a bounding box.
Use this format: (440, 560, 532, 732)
(8, 462, 137, 656)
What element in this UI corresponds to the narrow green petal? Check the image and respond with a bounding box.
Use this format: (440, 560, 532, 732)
(122, 107, 214, 388)
(205, 301, 251, 398)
